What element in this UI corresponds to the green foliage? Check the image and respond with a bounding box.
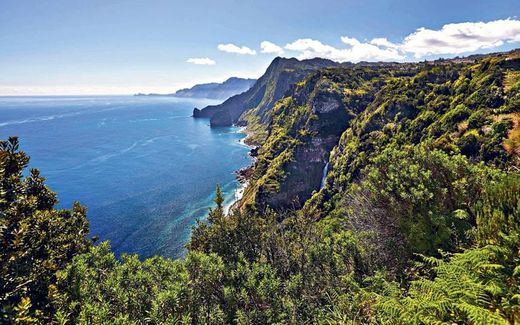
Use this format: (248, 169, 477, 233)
(323, 55, 517, 202)
(214, 184, 224, 211)
(0, 137, 90, 322)
(54, 206, 363, 324)
(375, 175, 520, 324)
(2, 52, 520, 324)
(360, 145, 501, 255)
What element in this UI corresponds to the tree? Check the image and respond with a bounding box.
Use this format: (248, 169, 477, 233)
(0, 137, 90, 322)
(214, 184, 224, 211)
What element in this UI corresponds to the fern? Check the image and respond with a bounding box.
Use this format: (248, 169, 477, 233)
(375, 174, 520, 324)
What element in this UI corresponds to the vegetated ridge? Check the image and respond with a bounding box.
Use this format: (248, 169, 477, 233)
(2, 49, 519, 324)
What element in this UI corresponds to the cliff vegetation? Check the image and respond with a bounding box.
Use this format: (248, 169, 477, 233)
(1, 50, 520, 324)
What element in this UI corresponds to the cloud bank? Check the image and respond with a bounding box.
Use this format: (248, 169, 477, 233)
(218, 43, 256, 55)
(260, 41, 284, 55)
(285, 37, 404, 62)
(282, 18, 520, 62)
(401, 19, 520, 57)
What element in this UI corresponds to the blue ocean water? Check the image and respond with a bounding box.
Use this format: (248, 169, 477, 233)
(0, 96, 252, 258)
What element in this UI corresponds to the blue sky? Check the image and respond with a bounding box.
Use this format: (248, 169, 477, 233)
(0, 0, 519, 95)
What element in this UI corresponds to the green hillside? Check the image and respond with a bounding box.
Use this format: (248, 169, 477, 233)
(2, 50, 519, 324)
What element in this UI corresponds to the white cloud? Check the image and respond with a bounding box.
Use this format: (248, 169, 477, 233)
(370, 38, 399, 49)
(340, 36, 361, 46)
(285, 38, 404, 62)
(260, 41, 284, 55)
(401, 19, 520, 57)
(217, 43, 256, 55)
(186, 57, 216, 65)
(283, 19, 520, 62)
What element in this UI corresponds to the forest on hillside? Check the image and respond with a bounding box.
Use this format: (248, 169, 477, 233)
(1, 50, 520, 324)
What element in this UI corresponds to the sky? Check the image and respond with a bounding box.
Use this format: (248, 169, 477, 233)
(0, 0, 519, 96)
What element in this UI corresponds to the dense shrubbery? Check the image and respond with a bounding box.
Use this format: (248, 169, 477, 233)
(1, 52, 519, 323)
(0, 137, 90, 322)
(330, 145, 504, 274)
(2, 136, 519, 324)
(375, 175, 520, 324)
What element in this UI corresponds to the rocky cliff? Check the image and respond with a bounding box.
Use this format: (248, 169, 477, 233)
(192, 57, 341, 127)
(237, 50, 520, 212)
(236, 65, 390, 210)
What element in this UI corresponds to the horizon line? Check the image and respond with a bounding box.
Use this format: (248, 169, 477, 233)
(2, 49, 518, 97)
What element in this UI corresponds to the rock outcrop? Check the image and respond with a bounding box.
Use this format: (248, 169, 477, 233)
(238, 69, 355, 210)
(192, 57, 341, 127)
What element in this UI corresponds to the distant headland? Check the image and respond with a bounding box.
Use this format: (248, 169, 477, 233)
(135, 77, 256, 100)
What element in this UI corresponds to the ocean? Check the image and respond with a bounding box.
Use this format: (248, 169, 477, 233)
(0, 95, 252, 258)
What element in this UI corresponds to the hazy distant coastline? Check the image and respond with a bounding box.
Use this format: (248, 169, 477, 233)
(135, 77, 256, 100)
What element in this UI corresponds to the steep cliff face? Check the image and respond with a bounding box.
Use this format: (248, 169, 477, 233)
(239, 68, 372, 210)
(309, 53, 520, 218)
(239, 51, 520, 212)
(192, 57, 340, 127)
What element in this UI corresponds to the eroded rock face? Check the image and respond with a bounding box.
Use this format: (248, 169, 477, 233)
(237, 68, 359, 211)
(210, 109, 233, 127)
(235, 165, 254, 184)
(265, 135, 338, 209)
(192, 107, 216, 118)
(257, 90, 351, 209)
(312, 97, 342, 114)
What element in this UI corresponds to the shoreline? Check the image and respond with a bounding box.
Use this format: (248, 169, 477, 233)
(235, 124, 255, 146)
(226, 125, 257, 214)
(224, 180, 249, 215)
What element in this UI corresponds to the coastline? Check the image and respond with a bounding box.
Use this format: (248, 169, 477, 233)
(224, 180, 249, 215)
(238, 126, 253, 146)
(227, 126, 257, 214)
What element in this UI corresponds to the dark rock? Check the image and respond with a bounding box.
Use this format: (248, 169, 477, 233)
(192, 106, 219, 119)
(249, 147, 259, 157)
(209, 109, 233, 127)
(235, 165, 254, 183)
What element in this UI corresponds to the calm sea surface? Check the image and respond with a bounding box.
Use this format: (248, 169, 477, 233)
(0, 96, 251, 258)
